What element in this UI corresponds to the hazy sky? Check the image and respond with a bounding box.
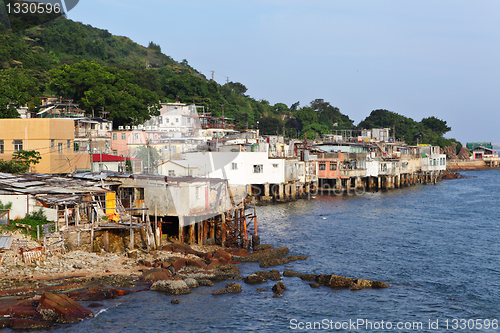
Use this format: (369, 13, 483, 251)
(67, 0, 500, 144)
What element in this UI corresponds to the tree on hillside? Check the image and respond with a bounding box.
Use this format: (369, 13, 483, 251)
(0, 68, 38, 118)
(358, 109, 420, 144)
(358, 109, 459, 148)
(259, 116, 282, 135)
(310, 99, 354, 130)
(295, 106, 317, 128)
(225, 82, 247, 96)
(272, 103, 289, 115)
(49, 60, 160, 127)
(420, 116, 451, 136)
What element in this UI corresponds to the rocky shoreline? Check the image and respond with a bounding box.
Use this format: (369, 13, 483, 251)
(0, 242, 389, 330)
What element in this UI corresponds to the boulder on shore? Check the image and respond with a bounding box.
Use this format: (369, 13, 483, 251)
(151, 279, 191, 295)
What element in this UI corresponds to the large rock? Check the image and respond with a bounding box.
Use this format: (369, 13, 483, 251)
(37, 292, 93, 324)
(272, 282, 286, 298)
(244, 273, 267, 284)
(283, 270, 317, 281)
(140, 268, 174, 283)
(259, 258, 291, 268)
(183, 278, 199, 288)
(213, 249, 232, 262)
(171, 258, 188, 272)
(151, 279, 191, 295)
(161, 243, 197, 255)
(212, 282, 242, 295)
(244, 270, 282, 284)
(232, 246, 290, 263)
(212, 264, 242, 281)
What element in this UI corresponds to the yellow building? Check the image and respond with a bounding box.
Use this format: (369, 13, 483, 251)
(0, 119, 90, 174)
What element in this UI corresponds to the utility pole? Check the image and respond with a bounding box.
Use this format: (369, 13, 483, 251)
(226, 77, 229, 84)
(211, 71, 214, 81)
(89, 133, 93, 172)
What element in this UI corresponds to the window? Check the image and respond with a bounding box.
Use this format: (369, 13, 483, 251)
(166, 118, 169, 123)
(113, 133, 117, 140)
(231, 162, 238, 170)
(253, 165, 263, 173)
(168, 170, 175, 176)
(319, 163, 326, 170)
(134, 133, 139, 141)
(67, 139, 71, 149)
(51, 139, 55, 148)
(196, 187, 200, 199)
(329, 163, 337, 171)
(113, 150, 118, 155)
(100, 124, 103, 130)
(159, 116, 163, 124)
(0, 140, 3, 154)
(272, 164, 279, 168)
(91, 123, 95, 130)
(175, 118, 179, 123)
(121, 133, 126, 140)
(13, 140, 22, 152)
(58, 142, 63, 153)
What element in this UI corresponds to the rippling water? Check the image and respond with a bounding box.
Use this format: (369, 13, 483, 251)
(42, 170, 500, 332)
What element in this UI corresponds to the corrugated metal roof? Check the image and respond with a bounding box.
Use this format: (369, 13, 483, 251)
(0, 236, 14, 250)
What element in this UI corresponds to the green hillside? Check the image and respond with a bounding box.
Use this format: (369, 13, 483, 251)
(0, 10, 459, 147)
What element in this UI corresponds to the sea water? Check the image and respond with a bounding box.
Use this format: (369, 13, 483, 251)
(39, 170, 500, 332)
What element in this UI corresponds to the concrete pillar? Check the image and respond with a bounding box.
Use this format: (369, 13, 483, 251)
(264, 183, 270, 197)
(291, 181, 297, 198)
(377, 177, 381, 189)
(278, 183, 284, 200)
(396, 175, 401, 188)
(305, 183, 310, 194)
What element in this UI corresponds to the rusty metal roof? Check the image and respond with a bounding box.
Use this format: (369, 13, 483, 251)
(0, 173, 109, 199)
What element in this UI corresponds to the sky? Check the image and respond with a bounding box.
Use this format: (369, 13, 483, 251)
(66, 0, 500, 144)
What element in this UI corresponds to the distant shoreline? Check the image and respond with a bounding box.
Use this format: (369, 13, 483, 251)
(446, 160, 498, 171)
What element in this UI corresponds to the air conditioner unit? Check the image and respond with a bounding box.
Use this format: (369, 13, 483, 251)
(138, 125, 144, 129)
(125, 126, 131, 130)
(118, 126, 124, 130)
(145, 126, 152, 131)
(132, 126, 138, 130)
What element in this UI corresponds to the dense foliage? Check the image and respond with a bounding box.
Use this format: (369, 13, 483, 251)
(358, 109, 461, 151)
(0, 12, 460, 148)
